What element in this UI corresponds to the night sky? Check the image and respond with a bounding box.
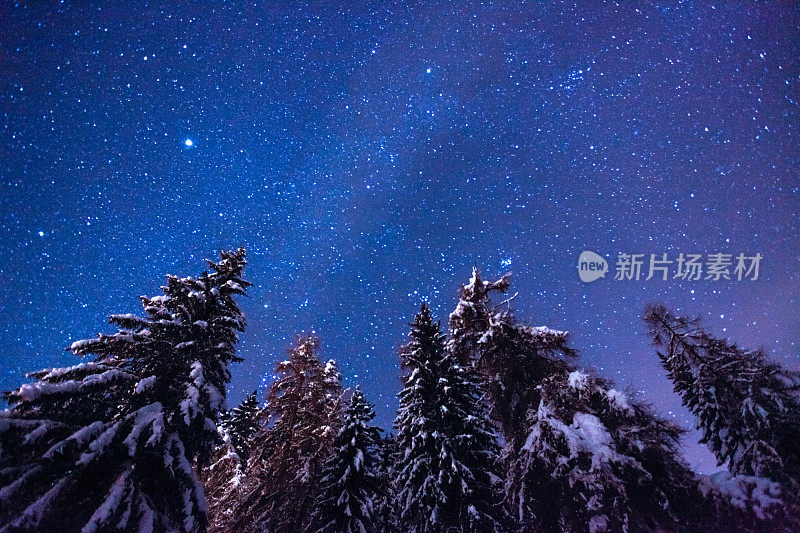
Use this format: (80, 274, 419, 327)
(1, 2, 798, 473)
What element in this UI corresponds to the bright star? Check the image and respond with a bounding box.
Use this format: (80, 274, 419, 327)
(426, 67, 432, 74)
(184, 139, 193, 147)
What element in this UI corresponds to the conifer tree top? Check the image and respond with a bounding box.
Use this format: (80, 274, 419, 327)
(645, 303, 800, 482)
(0, 249, 250, 532)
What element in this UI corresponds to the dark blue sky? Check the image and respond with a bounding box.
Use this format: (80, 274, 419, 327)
(1, 1, 798, 473)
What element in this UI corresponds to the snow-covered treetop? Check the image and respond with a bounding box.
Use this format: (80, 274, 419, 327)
(0, 249, 250, 531)
(645, 303, 800, 482)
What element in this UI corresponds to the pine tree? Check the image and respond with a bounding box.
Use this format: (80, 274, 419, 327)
(0, 248, 249, 532)
(508, 368, 704, 531)
(202, 390, 260, 532)
(373, 433, 398, 533)
(644, 304, 800, 482)
(221, 390, 261, 464)
(202, 428, 247, 533)
(448, 270, 706, 531)
(448, 268, 575, 451)
(231, 336, 343, 532)
(394, 304, 505, 533)
(645, 304, 800, 528)
(310, 387, 382, 533)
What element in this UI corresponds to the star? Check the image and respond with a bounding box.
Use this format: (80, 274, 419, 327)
(1, 0, 796, 478)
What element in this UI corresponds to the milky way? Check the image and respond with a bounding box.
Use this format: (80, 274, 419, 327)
(1, 2, 798, 472)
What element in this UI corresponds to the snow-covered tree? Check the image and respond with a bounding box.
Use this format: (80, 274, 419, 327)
(373, 433, 398, 533)
(230, 336, 343, 532)
(202, 428, 247, 533)
(645, 304, 800, 482)
(221, 390, 261, 464)
(394, 304, 505, 533)
(0, 248, 249, 532)
(508, 368, 704, 532)
(447, 270, 706, 531)
(447, 268, 511, 367)
(645, 304, 800, 528)
(202, 390, 261, 532)
(448, 268, 575, 451)
(310, 387, 382, 533)
(700, 470, 796, 532)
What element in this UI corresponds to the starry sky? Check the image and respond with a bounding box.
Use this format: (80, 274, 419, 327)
(1, 1, 798, 473)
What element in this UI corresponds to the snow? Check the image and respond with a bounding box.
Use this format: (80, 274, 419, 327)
(225, 281, 243, 291)
(146, 409, 166, 447)
(529, 325, 569, 340)
(37, 362, 102, 380)
(41, 421, 103, 460)
(448, 300, 473, 323)
(22, 421, 55, 444)
(466, 268, 480, 292)
(69, 339, 95, 352)
(82, 471, 132, 533)
(15, 368, 133, 403)
(181, 361, 205, 424)
(606, 389, 632, 412)
(589, 515, 609, 533)
(6, 476, 71, 530)
(136, 493, 155, 533)
(570, 413, 613, 460)
(700, 471, 784, 520)
(523, 404, 619, 471)
(110, 313, 138, 321)
(123, 403, 163, 455)
(134, 375, 156, 394)
(0, 417, 56, 432)
(568, 370, 588, 390)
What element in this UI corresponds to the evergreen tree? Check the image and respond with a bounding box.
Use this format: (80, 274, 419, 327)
(231, 336, 343, 532)
(310, 387, 382, 533)
(644, 304, 800, 482)
(699, 469, 792, 532)
(202, 428, 247, 533)
(448, 270, 706, 531)
(645, 304, 800, 529)
(394, 304, 505, 533)
(0, 249, 249, 532)
(202, 390, 260, 532)
(373, 433, 398, 533)
(221, 390, 261, 464)
(508, 368, 704, 532)
(448, 268, 575, 451)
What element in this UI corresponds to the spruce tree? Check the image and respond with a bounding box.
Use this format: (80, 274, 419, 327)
(448, 268, 575, 451)
(394, 304, 504, 533)
(508, 368, 703, 531)
(0, 249, 249, 532)
(645, 304, 800, 528)
(231, 336, 343, 532)
(373, 433, 398, 533)
(221, 390, 261, 464)
(448, 270, 707, 531)
(202, 390, 260, 532)
(310, 387, 382, 533)
(202, 428, 247, 533)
